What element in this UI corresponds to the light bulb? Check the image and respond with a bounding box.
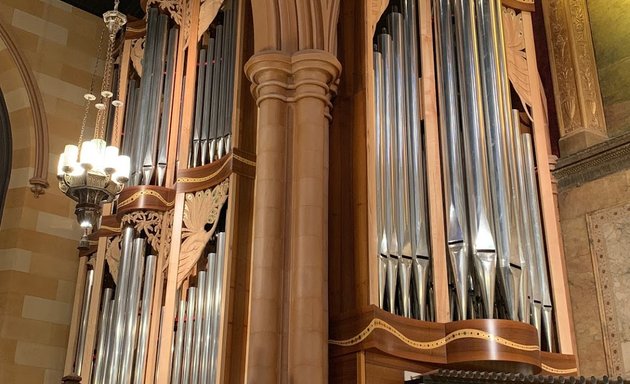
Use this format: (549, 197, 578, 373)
(57, 153, 65, 177)
(63, 145, 78, 173)
(104, 146, 119, 174)
(114, 155, 130, 183)
(80, 140, 96, 170)
(92, 139, 107, 172)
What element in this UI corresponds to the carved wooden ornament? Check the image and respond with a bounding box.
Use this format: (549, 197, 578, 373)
(177, 179, 229, 287)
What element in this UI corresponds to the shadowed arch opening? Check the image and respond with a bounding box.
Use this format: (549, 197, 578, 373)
(0, 87, 11, 226)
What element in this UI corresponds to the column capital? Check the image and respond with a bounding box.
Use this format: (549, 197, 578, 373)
(244, 50, 341, 107)
(61, 374, 82, 384)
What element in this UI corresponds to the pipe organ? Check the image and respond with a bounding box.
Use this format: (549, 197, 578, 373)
(63, 0, 255, 383)
(62, 0, 579, 382)
(329, 0, 578, 380)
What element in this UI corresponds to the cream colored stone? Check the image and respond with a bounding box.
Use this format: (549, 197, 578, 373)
(3, 87, 29, 113)
(40, 0, 71, 12)
(35, 72, 85, 105)
(35, 211, 81, 240)
(0, 248, 31, 272)
(7, 167, 34, 190)
(22, 296, 71, 325)
(14, 341, 65, 369)
(43, 368, 63, 384)
(55, 280, 74, 303)
(11, 10, 68, 46)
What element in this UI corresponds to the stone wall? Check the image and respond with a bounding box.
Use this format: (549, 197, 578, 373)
(0, 1, 100, 383)
(558, 168, 630, 377)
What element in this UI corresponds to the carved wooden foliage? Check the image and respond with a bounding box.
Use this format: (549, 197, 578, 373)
(105, 235, 122, 284)
(122, 211, 164, 252)
(197, 0, 224, 42)
(178, 179, 229, 287)
(147, 0, 184, 25)
(503, 7, 530, 106)
(130, 38, 145, 77)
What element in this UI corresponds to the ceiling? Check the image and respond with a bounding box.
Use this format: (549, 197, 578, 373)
(61, 0, 145, 21)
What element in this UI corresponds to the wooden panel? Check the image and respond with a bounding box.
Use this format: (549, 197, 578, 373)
(116, 185, 176, 216)
(329, 305, 578, 375)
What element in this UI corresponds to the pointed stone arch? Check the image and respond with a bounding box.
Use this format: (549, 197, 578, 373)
(250, 0, 340, 54)
(0, 20, 50, 197)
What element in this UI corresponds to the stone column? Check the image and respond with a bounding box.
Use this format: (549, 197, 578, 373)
(244, 50, 341, 384)
(244, 53, 292, 384)
(288, 51, 341, 383)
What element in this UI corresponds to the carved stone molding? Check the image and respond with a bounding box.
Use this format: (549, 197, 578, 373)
(586, 204, 630, 376)
(0, 20, 49, 196)
(542, 0, 607, 156)
(553, 131, 630, 190)
(250, 0, 340, 54)
(245, 50, 342, 118)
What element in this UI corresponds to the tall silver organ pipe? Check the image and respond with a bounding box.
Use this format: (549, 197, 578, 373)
(189, 0, 238, 167)
(74, 268, 94, 376)
(167, 232, 227, 384)
(452, 0, 497, 318)
(434, 0, 470, 321)
(428, 0, 557, 348)
(522, 133, 555, 351)
(475, 0, 521, 321)
(373, 1, 432, 320)
(92, 288, 113, 383)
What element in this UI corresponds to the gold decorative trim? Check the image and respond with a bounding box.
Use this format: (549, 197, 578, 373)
(328, 318, 538, 352)
(233, 153, 256, 167)
(100, 225, 121, 233)
(176, 155, 231, 184)
(540, 364, 578, 375)
(118, 189, 175, 208)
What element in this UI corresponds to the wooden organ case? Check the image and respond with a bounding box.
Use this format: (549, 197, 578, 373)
(328, 0, 578, 382)
(62, 0, 256, 383)
(60, 0, 580, 383)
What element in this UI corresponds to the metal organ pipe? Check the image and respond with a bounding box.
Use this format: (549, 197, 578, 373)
(104, 225, 135, 383)
(92, 288, 113, 383)
(133, 254, 158, 384)
(373, 1, 432, 320)
(434, 0, 470, 321)
(522, 133, 555, 351)
(119, 238, 146, 384)
(373, 50, 388, 309)
(475, 0, 521, 321)
(157, 27, 180, 186)
(191, 271, 207, 384)
(74, 268, 94, 376)
(452, 0, 497, 318)
(376, 30, 398, 315)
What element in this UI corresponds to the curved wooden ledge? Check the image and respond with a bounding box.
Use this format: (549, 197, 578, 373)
(329, 305, 577, 375)
(116, 185, 176, 218)
(175, 148, 256, 193)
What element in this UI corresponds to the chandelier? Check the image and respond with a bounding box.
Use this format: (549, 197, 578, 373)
(57, 0, 129, 249)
